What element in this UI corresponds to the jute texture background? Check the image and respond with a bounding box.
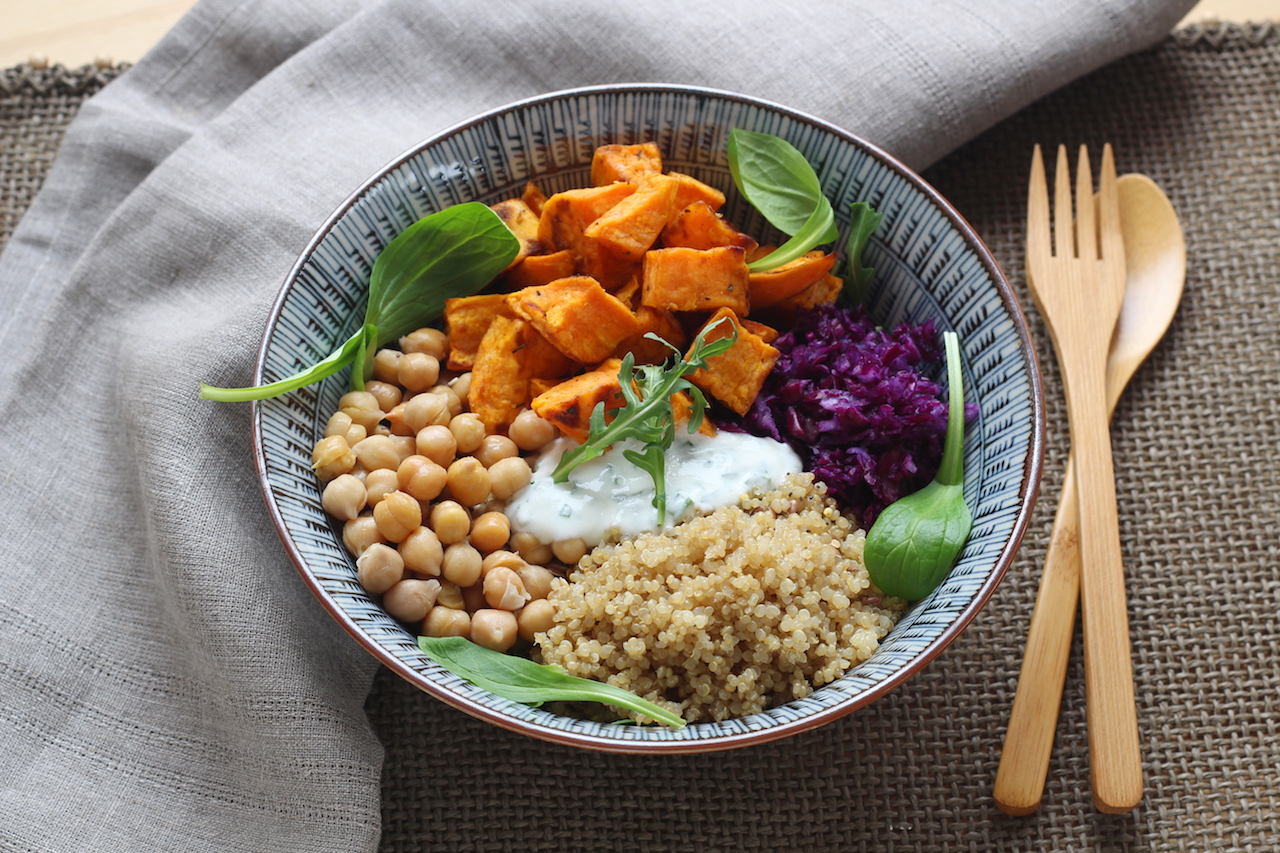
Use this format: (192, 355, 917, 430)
(3, 21, 1277, 853)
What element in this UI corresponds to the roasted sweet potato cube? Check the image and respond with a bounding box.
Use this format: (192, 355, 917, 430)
(583, 174, 680, 260)
(591, 143, 663, 186)
(748, 250, 837, 309)
(499, 249, 576, 290)
(444, 293, 515, 371)
(522, 181, 548, 217)
(537, 183, 639, 290)
(668, 171, 726, 212)
(532, 359, 625, 443)
(505, 276, 642, 365)
(490, 199, 544, 269)
(686, 308, 780, 416)
(740, 318, 779, 344)
(670, 390, 717, 437)
(641, 246, 750, 315)
(756, 272, 845, 327)
(517, 322, 579, 381)
(611, 305, 687, 365)
(661, 201, 758, 252)
(470, 316, 531, 430)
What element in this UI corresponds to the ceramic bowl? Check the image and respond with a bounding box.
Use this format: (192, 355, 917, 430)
(253, 84, 1043, 753)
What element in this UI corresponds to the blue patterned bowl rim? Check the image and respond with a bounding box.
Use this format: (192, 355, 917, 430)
(252, 83, 1044, 753)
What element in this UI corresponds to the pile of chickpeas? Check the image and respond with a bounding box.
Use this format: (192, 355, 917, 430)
(309, 326, 587, 653)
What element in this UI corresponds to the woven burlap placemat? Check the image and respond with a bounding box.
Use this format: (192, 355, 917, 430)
(4, 24, 1278, 851)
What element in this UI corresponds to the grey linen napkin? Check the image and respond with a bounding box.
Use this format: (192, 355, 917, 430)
(0, 0, 1195, 850)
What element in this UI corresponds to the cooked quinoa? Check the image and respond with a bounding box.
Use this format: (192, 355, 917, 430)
(534, 473, 907, 723)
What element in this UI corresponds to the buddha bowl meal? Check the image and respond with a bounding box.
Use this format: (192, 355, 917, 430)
(234, 85, 1042, 752)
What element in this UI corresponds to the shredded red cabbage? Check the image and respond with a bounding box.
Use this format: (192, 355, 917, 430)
(742, 303, 970, 527)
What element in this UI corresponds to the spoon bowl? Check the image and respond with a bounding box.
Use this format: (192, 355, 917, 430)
(994, 171, 1185, 815)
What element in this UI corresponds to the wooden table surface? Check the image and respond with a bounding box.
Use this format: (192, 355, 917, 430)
(0, 0, 1276, 71)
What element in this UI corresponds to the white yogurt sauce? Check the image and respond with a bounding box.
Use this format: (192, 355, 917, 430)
(505, 430, 803, 547)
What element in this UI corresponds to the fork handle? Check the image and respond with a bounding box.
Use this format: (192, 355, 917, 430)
(993, 456, 1082, 815)
(1064, 361, 1143, 814)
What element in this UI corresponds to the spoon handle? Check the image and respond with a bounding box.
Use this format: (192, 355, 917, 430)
(993, 456, 1082, 815)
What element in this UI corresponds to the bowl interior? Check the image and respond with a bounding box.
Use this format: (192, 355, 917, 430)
(254, 85, 1042, 752)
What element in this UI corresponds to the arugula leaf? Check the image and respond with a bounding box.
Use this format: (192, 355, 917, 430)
(200, 202, 519, 402)
(552, 317, 736, 525)
(864, 331, 972, 599)
(727, 129, 838, 273)
(419, 635, 686, 728)
(842, 201, 883, 306)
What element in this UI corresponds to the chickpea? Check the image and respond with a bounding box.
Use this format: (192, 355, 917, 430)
(430, 386, 464, 419)
(509, 408, 558, 451)
(429, 500, 471, 545)
(399, 327, 448, 359)
(399, 526, 443, 576)
(352, 434, 401, 471)
(342, 515, 384, 556)
(422, 606, 470, 638)
(339, 391, 383, 432)
(509, 530, 553, 566)
(448, 372, 471, 407)
(397, 455, 447, 501)
(357, 543, 404, 594)
(402, 391, 451, 433)
(382, 578, 441, 623)
(517, 598, 556, 642)
(551, 537, 588, 566)
(324, 411, 367, 446)
(481, 550, 527, 575)
(470, 609, 518, 652)
(487, 456, 532, 501)
(363, 468, 400, 506)
(311, 435, 356, 482)
(389, 434, 416, 464)
(442, 542, 483, 587)
(399, 352, 440, 393)
(372, 349, 404, 385)
(415, 424, 457, 468)
(365, 380, 403, 413)
(482, 567, 530, 611)
(373, 490, 421, 543)
(434, 580, 465, 610)
(469, 511, 510, 554)
(446, 457, 491, 507)
(321, 473, 367, 521)
(517, 564, 555, 600)
(447, 413, 486, 455)
(461, 581, 487, 613)
(473, 434, 518, 468)
(382, 404, 415, 437)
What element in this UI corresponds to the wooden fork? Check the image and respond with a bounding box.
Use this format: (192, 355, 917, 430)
(1003, 144, 1142, 814)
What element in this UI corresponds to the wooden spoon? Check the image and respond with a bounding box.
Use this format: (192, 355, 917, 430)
(994, 174, 1186, 816)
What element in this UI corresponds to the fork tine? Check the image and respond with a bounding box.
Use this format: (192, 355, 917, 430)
(1075, 146, 1097, 261)
(1097, 143, 1123, 264)
(1053, 145, 1074, 259)
(1027, 145, 1050, 265)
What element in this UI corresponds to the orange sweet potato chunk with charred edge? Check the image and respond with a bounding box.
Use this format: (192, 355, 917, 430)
(583, 174, 679, 260)
(670, 390, 717, 437)
(522, 181, 548, 217)
(591, 143, 663, 186)
(740, 318, 779, 344)
(661, 201, 758, 253)
(748, 250, 837, 309)
(505, 276, 642, 365)
(537, 183, 638, 290)
(499, 249, 576, 290)
(470, 315, 531, 430)
(686, 308, 780, 416)
(532, 358, 626, 443)
(641, 245, 750, 315)
(757, 271, 845, 327)
(668, 171, 726, 212)
(489, 199, 543, 270)
(610, 304, 687, 365)
(444, 293, 515, 371)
